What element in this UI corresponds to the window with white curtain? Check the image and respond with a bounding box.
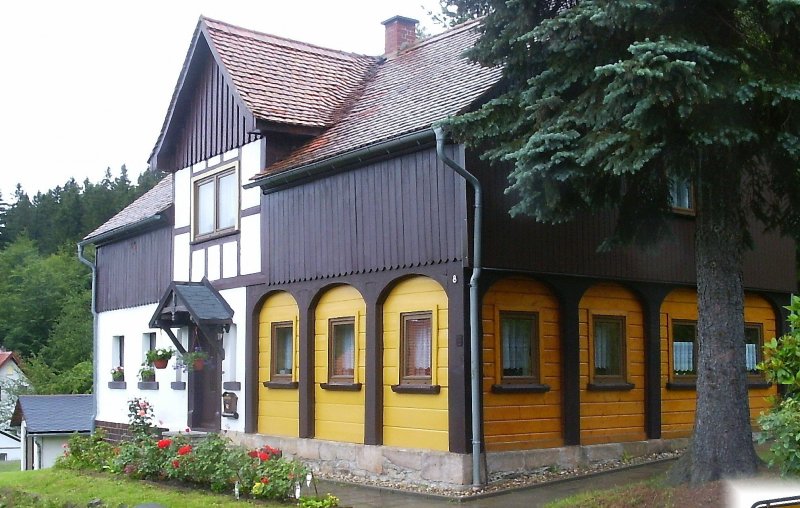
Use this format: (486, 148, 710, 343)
(500, 312, 538, 383)
(593, 316, 625, 381)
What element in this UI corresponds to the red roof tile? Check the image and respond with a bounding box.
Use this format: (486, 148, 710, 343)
(0, 352, 20, 369)
(203, 17, 378, 129)
(254, 19, 502, 177)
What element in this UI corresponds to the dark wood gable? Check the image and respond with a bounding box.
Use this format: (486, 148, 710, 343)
(150, 25, 255, 172)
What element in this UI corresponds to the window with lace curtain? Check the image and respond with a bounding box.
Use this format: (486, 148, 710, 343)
(592, 315, 626, 383)
(401, 312, 432, 385)
(329, 317, 355, 383)
(500, 312, 539, 384)
(271, 322, 293, 382)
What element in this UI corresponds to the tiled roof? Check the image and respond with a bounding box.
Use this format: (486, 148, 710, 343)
(257, 19, 502, 176)
(173, 281, 234, 322)
(83, 173, 173, 242)
(0, 352, 20, 369)
(203, 17, 378, 128)
(12, 395, 93, 434)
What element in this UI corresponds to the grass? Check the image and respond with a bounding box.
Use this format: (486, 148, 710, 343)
(543, 476, 723, 508)
(0, 460, 20, 473)
(0, 468, 284, 507)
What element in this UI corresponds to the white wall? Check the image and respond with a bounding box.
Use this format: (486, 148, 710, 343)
(0, 433, 20, 461)
(37, 435, 71, 469)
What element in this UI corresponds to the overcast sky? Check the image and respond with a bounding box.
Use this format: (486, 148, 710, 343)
(0, 0, 445, 202)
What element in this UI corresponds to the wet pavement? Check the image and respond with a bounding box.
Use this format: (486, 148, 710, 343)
(316, 459, 675, 507)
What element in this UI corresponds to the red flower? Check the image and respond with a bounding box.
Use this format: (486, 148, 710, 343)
(260, 477, 269, 484)
(248, 449, 259, 458)
(177, 444, 192, 456)
(172, 459, 180, 469)
(258, 451, 269, 461)
(157, 439, 172, 449)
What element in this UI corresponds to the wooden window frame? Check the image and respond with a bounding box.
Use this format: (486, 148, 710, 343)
(669, 176, 696, 216)
(671, 319, 698, 381)
(328, 317, 356, 385)
(744, 322, 764, 379)
(589, 314, 630, 388)
(499, 311, 540, 385)
(399, 311, 433, 386)
(270, 321, 294, 383)
(191, 164, 239, 242)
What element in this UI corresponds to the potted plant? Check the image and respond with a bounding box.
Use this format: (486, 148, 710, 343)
(111, 366, 124, 382)
(146, 347, 174, 369)
(139, 364, 156, 382)
(181, 349, 208, 371)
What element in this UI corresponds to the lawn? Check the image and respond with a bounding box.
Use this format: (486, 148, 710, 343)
(543, 477, 723, 508)
(0, 460, 20, 473)
(0, 468, 284, 507)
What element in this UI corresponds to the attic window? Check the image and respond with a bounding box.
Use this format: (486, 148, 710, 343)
(193, 164, 239, 240)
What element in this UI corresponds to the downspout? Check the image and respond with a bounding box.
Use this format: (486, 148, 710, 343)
(77, 242, 98, 433)
(433, 125, 483, 486)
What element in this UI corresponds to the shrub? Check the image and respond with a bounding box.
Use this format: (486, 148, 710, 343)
(757, 397, 800, 474)
(55, 429, 116, 471)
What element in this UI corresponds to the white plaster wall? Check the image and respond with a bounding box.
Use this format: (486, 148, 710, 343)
(219, 287, 247, 433)
(39, 435, 70, 469)
(96, 306, 188, 430)
(191, 249, 205, 282)
(222, 148, 238, 162)
(0, 435, 20, 461)
(174, 167, 191, 229)
(173, 233, 190, 282)
(207, 244, 221, 281)
(240, 214, 261, 275)
(222, 241, 237, 278)
(240, 140, 262, 210)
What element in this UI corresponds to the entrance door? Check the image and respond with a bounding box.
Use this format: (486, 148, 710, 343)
(188, 349, 221, 431)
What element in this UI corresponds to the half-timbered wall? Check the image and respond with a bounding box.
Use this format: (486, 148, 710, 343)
(262, 146, 467, 284)
(96, 226, 173, 312)
(153, 39, 255, 172)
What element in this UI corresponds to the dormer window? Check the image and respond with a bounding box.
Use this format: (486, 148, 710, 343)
(193, 163, 239, 240)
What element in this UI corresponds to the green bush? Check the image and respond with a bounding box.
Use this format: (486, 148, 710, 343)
(55, 429, 116, 472)
(757, 397, 800, 474)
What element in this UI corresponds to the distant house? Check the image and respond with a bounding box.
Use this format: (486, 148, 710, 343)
(0, 430, 20, 462)
(0, 352, 30, 428)
(11, 395, 93, 470)
(79, 14, 795, 487)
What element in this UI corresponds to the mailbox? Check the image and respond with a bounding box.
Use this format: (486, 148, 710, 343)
(222, 391, 239, 419)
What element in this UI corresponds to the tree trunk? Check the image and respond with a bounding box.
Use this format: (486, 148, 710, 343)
(671, 164, 760, 484)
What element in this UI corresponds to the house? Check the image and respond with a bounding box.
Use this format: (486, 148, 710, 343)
(0, 430, 20, 462)
(0, 351, 31, 430)
(80, 15, 796, 487)
(11, 395, 93, 470)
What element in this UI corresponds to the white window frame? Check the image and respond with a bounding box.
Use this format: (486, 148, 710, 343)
(191, 162, 240, 241)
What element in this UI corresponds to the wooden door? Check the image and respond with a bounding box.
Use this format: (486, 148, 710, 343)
(188, 351, 221, 431)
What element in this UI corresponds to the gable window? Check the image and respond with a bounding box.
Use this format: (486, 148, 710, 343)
(401, 312, 433, 385)
(271, 322, 293, 382)
(193, 165, 238, 239)
(669, 176, 694, 212)
(592, 315, 627, 384)
(672, 321, 697, 376)
(500, 312, 539, 383)
(329, 317, 355, 384)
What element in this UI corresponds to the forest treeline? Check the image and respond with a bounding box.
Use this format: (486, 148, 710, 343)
(0, 167, 162, 394)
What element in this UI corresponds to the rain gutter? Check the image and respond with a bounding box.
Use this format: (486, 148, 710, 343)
(76, 242, 98, 433)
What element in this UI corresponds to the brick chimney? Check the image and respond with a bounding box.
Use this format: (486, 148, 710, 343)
(382, 15, 418, 56)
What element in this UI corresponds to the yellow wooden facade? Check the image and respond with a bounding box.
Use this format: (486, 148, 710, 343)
(660, 289, 777, 439)
(314, 285, 367, 443)
(579, 283, 647, 445)
(481, 277, 563, 451)
(257, 291, 300, 437)
(382, 276, 449, 451)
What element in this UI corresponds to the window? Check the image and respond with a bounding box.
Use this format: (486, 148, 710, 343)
(143, 332, 156, 363)
(500, 312, 539, 383)
(669, 176, 694, 212)
(328, 317, 355, 384)
(193, 166, 238, 239)
(271, 322, 293, 382)
(113, 335, 125, 368)
(592, 315, 626, 382)
(745, 324, 763, 375)
(672, 321, 697, 376)
(400, 312, 433, 385)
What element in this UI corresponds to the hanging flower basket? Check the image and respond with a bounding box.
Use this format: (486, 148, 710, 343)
(193, 358, 205, 371)
(181, 350, 209, 372)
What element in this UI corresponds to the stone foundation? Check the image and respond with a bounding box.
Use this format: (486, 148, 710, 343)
(224, 431, 689, 490)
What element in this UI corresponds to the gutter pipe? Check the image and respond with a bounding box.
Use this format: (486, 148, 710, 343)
(77, 242, 98, 433)
(434, 125, 483, 487)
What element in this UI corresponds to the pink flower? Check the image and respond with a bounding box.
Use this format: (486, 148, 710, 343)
(138, 410, 146, 417)
(172, 459, 180, 469)
(185, 427, 191, 433)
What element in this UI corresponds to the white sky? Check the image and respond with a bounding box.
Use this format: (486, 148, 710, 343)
(0, 0, 445, 202)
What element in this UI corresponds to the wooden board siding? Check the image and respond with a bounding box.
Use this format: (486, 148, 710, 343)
(313, 285, 366, 443)
(96, 226, 173, 312)
(258, 292, 300, 437)
(579, 284, 646, 444)
(660, 289, 777, 439)
(482, 277, 563, 451)
(153, 40, 255, 172)
(472, 152, 796, 293)
(262, 146, 467, 285)
(382, 277, 449, 451)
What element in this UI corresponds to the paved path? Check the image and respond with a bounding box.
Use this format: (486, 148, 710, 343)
(317, 460, 675, 508)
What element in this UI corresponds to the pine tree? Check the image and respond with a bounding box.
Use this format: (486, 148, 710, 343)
(448, 0, 800, 483)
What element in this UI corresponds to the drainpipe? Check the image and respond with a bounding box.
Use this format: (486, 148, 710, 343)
(77, 242, 98, 433)
(433, 125, 483, 487)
